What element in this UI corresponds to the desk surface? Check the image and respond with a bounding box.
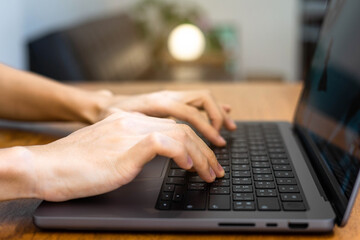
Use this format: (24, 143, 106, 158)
(0, 82, 359, 240)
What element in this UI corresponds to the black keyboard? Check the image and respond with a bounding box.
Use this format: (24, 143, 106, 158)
(156, 123, 307, 211)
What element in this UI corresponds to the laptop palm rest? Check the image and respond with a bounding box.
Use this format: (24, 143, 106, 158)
(135, 156, 168, 179)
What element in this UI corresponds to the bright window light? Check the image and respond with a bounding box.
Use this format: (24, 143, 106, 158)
(168, 24, 205, 61)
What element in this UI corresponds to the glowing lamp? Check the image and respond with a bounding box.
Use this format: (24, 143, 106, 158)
(167, 24, 205, 61)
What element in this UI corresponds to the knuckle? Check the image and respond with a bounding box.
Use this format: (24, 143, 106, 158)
(146, 132, 164, 150)
(176, 126, 188, 141)
(187, 107, 199, 115)
(179, 124, 193, 135)
(196, 157, 210, 171)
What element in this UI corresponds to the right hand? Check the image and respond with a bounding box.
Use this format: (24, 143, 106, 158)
(29, 110, 225, 201)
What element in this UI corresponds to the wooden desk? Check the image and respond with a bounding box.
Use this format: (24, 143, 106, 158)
(0, 82, 359, 240)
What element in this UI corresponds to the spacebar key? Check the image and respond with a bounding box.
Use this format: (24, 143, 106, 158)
(184, 191, 207, 210)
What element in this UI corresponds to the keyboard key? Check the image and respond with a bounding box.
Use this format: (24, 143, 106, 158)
(231, 148, 248, 153)
(250, 151, 268, 156)
(275, 171, 294, 178)
(249, 146, 266, 151)
(268, 148, 285, 153)
(213, 179, 230, 187)
(209, 195, 231, 210)
(188, 183, 207, 191)
(232, 153, 248, 158)
(257, 198, 280, 211)
(232, 177, 252, 185)
(256, 189, 277, 197)
(166, 177, 185, 185)
(169, 169, 187, 177)
(158, 201, 171, 210)
(273, 165, 292, 171)
(280, 193, 302, 202)
(233, 193, 254, 201)
(267, 143, 283, 148)
(277, 178, 297, 185)
(210, 187, 230, 194)
(184, 191, 207, 210)
(283, 202, 306, 211)
(218, 160, 230, 166)
(173, 186, 185, 202)
(234, 201, 255, 210)
(233, 185, 253, 193)
(163, 185, 175, 192)
(254, 174, 273, 181)
(161, 192, 173, 201)
(188, 175, 206, 183)
(251, 156, 269, 162)
(214, 147, 228, 154)
(232, 165, 250, 171)
(222, 166, 230, 172)
(253, 168, 271, 174)
(270, 154, 287, 159)
(232, 159, 249, 164)
(255, 181, 275, 189)
(216, 154, 229, 159)
(252, 162, 270, 168)
(232, 171, 251, 177)
(266, 138, 281, 143)
(271, 159, 289, 165)
(278, 185, 299, 193)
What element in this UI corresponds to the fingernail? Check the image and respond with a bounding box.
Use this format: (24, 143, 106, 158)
(217, 136, 226, 145)
(187, 156, 193, 168)
(209, 167, 216, 179)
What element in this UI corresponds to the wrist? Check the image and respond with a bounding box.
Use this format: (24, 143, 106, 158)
(70, 89, 113, 124)
(0, 146, 38, 201)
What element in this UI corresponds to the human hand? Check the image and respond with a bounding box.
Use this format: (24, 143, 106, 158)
(28, 110, 225, 201)
(96, 90, 237, 146)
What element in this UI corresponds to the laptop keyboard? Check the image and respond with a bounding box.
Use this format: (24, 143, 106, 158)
(156, 123, 307, 211)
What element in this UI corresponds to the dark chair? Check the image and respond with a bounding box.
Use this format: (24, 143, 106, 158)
(28, 14, 152, 82)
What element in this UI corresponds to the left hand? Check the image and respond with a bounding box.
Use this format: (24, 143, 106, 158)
(96, 90, 237, 146)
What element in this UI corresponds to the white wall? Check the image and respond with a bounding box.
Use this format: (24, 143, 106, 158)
(193, 0, 300, 81)
(0, 0, 25, 69)
(0, 0, 300, 81)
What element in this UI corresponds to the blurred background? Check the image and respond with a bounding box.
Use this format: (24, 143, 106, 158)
(0, 0, 329, 83)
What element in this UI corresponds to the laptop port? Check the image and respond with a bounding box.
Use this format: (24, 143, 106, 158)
(219, 223, 255, 227)
(266, 223, 278, 227)
(288, 223, 309, 229)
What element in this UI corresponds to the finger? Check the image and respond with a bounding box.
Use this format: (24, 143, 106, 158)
(219, 106, 237, 131)
(166, 102, 226, 146)
(189, 91, 225, 131)
(221, 104, 231, 113)
(163, 124, 224, 182)
(179, 124, 225, 179)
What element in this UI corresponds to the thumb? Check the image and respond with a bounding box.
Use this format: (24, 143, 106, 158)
(121, 132, 190, 171)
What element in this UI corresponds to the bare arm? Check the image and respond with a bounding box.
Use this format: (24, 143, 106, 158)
(0, 63, 104, 123)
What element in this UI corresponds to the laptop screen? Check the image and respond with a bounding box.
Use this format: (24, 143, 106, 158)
(294, 0, 360, 225)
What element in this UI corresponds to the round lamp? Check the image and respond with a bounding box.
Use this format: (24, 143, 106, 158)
(168, 24, 205, 61)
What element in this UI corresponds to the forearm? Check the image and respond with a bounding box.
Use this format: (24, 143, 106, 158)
(0, 146, 37, 201)
(0, 64, 107, 123)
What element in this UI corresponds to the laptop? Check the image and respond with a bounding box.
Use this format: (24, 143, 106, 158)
(33, 0, 360, 232)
